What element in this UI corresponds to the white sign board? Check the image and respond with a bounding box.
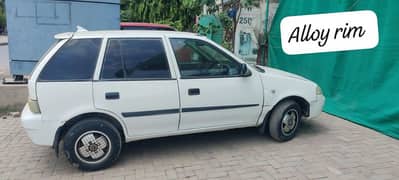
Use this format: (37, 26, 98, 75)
(280, 10, 379, 55)
(234, 8, 261, 64)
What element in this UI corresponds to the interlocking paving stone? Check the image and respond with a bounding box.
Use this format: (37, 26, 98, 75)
(0, 113, 398, 179)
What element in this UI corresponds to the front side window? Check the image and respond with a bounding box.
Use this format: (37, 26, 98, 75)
(101, 38, 171, 80)
(38, 38, 102, 81)
(170, 38, 242, 78)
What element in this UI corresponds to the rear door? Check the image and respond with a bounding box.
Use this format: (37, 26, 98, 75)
(93, 37, 180, 137)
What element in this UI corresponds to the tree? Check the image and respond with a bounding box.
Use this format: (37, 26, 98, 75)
(121, 0, 204, 31)
(229, 0, 260, 46)
(0, 0, 6, 33)
(119, 0, 260, 52)
(0, 0, 5, 32)
(205, 0, 260, 50)
(218, 12, 234, 50)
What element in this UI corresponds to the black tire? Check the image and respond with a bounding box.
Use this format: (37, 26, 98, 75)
(63, 118, 122, 171)
(269, 100, 302, 142)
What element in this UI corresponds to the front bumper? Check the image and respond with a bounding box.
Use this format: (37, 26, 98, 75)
(20, 104, 54, 146)
(307, 95, 325, 119)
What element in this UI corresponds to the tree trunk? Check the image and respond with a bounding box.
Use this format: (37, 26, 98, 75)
(232, 4, 242, 52)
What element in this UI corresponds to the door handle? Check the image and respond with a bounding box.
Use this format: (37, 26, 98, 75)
(188, 88, 200, 96)
(105, 92, 120, 100)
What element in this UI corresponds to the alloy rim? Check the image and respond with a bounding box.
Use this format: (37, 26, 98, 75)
(281, 109, 299, 136)
(74, 130, 112, 164)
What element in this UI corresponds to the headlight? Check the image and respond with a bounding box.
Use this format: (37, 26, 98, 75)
(28, 99, 41, 114)
(316, 86, 323, 95)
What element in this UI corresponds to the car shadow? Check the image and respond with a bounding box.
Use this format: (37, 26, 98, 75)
(49, 118, 329, 175)
(296, 118, 330, 137)
(115, 119, 328, 167)
(120, 127, 263, 156)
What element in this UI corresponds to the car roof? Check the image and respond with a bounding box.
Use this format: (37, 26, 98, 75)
(55, 30, 198, 39)
(120, 22, 175, 29)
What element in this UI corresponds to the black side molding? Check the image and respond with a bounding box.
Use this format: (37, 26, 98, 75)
(121, 104, 259, 118)
(122, 109, 179, 117)
(182, 104, 259, 113)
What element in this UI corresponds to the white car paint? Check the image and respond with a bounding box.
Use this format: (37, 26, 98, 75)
(21, 30, 325, 146)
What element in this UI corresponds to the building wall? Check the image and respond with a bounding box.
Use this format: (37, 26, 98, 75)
(5, 0, 120, 76)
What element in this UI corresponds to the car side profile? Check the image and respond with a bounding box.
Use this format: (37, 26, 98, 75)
(21, 29, 325, 171)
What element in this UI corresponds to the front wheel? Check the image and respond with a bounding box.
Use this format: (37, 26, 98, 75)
(63, 118, 122, 171)
(268, 100, 302, 142)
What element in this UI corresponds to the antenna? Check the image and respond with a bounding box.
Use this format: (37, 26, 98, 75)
(76, 26, 88, 32)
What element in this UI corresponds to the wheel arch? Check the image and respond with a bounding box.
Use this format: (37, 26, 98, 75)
(259, 96, 310, 134)
(53, 112, 126, 156)
(279, 96, 310, 117)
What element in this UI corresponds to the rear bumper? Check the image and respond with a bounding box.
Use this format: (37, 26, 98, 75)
(20, 104, 54, 146)
(307, 95, 325, 119)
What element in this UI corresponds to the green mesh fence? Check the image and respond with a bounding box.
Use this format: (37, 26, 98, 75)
(268, 0, 399, 139)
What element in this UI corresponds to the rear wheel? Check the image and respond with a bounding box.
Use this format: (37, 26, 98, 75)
(63, 118, 122, 171)
(269, 100, 302, 142)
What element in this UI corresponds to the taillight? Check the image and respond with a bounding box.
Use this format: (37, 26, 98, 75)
(28, 99, 41, 114)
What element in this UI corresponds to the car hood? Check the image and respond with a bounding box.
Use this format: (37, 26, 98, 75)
(255, 65, 309, 81)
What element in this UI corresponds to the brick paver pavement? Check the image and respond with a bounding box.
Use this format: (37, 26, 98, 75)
(0, 113, 398, 180)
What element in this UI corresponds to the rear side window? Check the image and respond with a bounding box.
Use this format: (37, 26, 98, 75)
(38, 38, 102, 81)
(101, 38, 171, 80)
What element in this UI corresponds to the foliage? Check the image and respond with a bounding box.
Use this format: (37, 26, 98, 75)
(121, 0, 204, 31)
(218, 12, 233, 50)
(0, 15, 4, 30)
(229, 0, 260, 45)
(222, 39, 233, 51)
(208, 0, 260, 49)
(0, 0, 5, 31)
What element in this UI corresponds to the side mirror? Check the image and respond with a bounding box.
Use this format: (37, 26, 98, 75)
(240, 63, 252, 77)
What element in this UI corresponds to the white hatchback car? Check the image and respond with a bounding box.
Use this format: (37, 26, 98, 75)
(21, 30, 325, 171)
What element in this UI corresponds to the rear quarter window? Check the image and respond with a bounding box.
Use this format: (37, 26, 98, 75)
(38, 38, 102, 81)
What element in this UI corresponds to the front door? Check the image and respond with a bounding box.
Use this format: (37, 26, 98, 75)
(168, 38, 263, 130)
(93, 37, 180, 136)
